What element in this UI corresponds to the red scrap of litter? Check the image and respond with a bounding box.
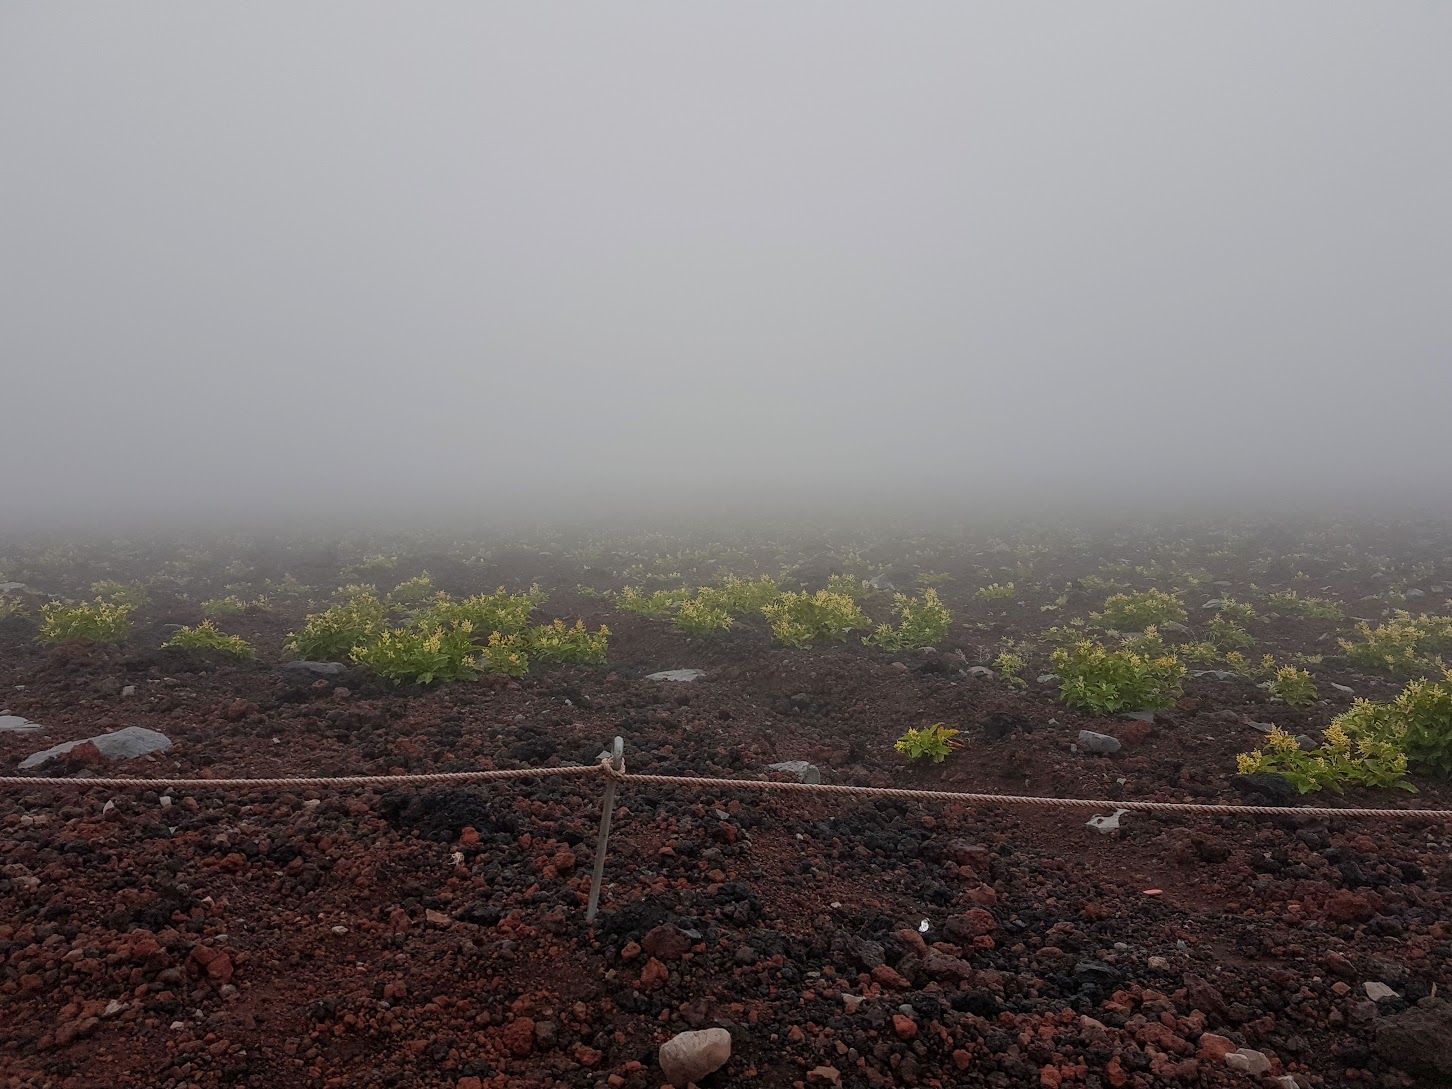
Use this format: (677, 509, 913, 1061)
(1143, 889, 1163, 896)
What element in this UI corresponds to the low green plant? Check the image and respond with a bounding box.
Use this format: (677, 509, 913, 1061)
(1340, 612, 1452, 675)
(38, 600, 132, 646)
(0, 598, 29, 621)
(894, 723, 962, 763)
(994, 651, 1027, 688)
(387, 573, 437, 609)
(480, 630, 529, 677)
(1213, 598, 1258, 625)
(1119, 626, 1171, 659)
(1268, 665, 1317, 706)
(525, 619, 610, 664)
(695, 574, 781, 615)
(416, 585, 544, 634)
(615, 586, 691, 617)
(287, 590, 388, 660)
(867, 589, 952, 650)
(1092, 589, 1186, 630)
(201, 594, 272, 617)
(91, 580, 151, 609)
(916, 572, 954, 588)
(1267, 590, 1343, 621)
(1051, 641, 1186, 714)
(762, 590, 871, 648)
(1206, 615, 1255, 650)
(976, 582, 1016, 602)
(163, 621, 256, 660)
(351, 622, 478, 685)
(826, 574, 872, 601)
(1176, 641, 1221, 665)
(1237, 724, 1410, 795)
(674, 598, 733, 637)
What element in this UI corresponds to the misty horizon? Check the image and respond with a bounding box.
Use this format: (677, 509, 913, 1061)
(3, 4, 1450, 527)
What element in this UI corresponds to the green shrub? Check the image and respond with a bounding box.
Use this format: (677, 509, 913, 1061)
(351, 622, 478, 685)
(38, 600, 132, 646)
(1237, 724, 1409, 795)
(674, 598, 733, 637)
(1396, 672, 1452, 777)
(1092, 589, 1186, 630)
(0, 598, 29, 621)
(1206, 615, 1255, 650)
(916, 572, 954, 588)
(762, 591, 871, 648)
(1268, 665, 1317, 707)
(1214, 598, 1258, 625)
(1176, 641, 1221, 665)
(867, 589, 952, 650)
(825, 574, 872, 601)
(164, 621, 256, 660)
(894, 723, 962, 763)
(91, 580, 150, 609)
(1340, 612, 1452, 675)
(1051, 641, 1186, 714)
(287, 590, 388, 660)
(201, 594, 272, 617)
(695, 574, 782, 615)
(1267, 590, 1343, 621)
(615, 586, 692, 617)
(387, 573, 437, 609)
(976, 582, 1016, 602)
(480, 631, 529, 677)
(525, 619, 610, 664)
(1119, 626, 1171, 659)
(416, 585, 544, 634)
(994, 651, 1027, 688)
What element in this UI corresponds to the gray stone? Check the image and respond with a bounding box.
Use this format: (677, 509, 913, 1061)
(1330, 682, 1354, 694)
(1191, 670, 1251, 682)
(1373, 998, 1452, 1077)
(0, 715, 43, 733)
(645, 669, 706, 682)
(1225, 1048, 1271, 1075)
(965, 666, 995, 677)
(1364, 981, 1398, 1002)
(1078, 730, 1122, 755)
(659, 1027, 731, 1088)
(1037, 673, 1060, 684)
(1119, 710, 1154, 722)
(766, 760, 821, 784)
(1295, 734, 1318, 752)
(1249, 721, 1277, 734)
(19, 726, 172, 769)
(280, 661, 347, 677)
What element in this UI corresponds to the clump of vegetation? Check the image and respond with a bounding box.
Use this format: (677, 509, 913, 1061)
(416, 585, 544, 634)
(287, 590, 388, 660)
(201, 594, 272, 617)
(674, 597, 733, 637)
(163, 621, 256, 660)
(1267, 590, 1343, 620)
(994, 651, 1027, 688)
(1092, 589, 1186, 630)
(976, 582, 1016, 602)
(1268, 665, 1318, 706)
(525, 620, 610, 664)
(894, 723, 962, 763)
(1119, 626, 1171, 659)
(351, 622, 479, 685)
(0, 598, 29, 621)
(91, 580, 151, 609)
(1340, 612, 1452, 675)
(1213, 597, 1258, 625)
(38, 600, 132, 646)
(916, 572, 954, 588)
(387, 573, 437, 609)
(615, 586, 692, 617)
(1236, 724, 1409, 795)
(696, 574, 782, 615)
(1206, 615, 1255, 650)
(1176, 641, 1221, 665)
(867, 589, 952, 650)
(762, 590, 871, 648)
(1051, 641, 1186, 714)
(479, 631, 529, 677)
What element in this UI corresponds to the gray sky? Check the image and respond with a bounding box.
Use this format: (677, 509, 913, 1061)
(3, 4, 1449, 525)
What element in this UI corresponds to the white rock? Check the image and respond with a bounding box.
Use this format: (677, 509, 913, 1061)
(645, 669, 706, 682)
(659, 1027, 732, 1088)
(1086, 809, 1128, 834)
(1225, 1048, 1271, 1075)
(1364, 981, 1398, 1002)
(0, 715, 43, 733)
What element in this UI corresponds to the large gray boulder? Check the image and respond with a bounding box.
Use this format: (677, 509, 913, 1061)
(19, 726, 172, 770)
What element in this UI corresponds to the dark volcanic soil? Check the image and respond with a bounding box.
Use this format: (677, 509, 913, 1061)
(1, 521, 1450, 1089)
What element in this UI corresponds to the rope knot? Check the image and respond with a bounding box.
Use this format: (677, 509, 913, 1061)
(599, 754, 627, 781)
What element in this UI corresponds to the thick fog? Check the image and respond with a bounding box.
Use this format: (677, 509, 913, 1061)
(2, 4, 1449, 527)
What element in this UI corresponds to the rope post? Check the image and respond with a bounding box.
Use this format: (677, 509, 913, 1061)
(586, 736, 624, 923)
